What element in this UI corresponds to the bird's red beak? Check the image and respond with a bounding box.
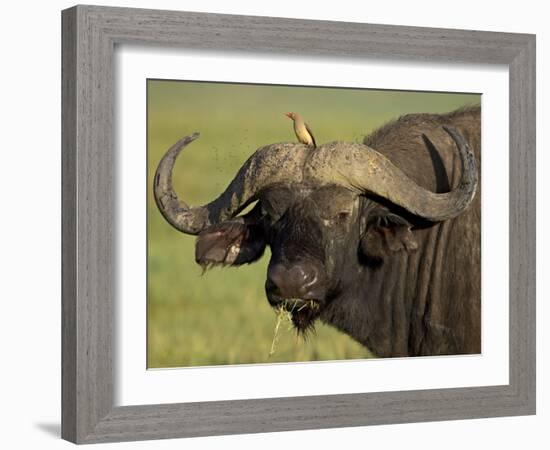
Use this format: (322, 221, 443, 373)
(284, 112, 293, 119)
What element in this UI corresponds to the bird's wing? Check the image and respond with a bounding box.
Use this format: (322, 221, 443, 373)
(305, 122, 317, 148)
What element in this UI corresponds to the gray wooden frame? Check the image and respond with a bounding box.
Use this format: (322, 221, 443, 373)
(61, 4, 536, 444)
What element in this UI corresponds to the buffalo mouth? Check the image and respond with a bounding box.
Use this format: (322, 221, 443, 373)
(274, 298, 322, 334)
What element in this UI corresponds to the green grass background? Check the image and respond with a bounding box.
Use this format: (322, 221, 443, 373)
(147, 80, 480, 368)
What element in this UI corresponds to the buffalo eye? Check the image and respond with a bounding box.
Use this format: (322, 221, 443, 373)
(260, 201, 287, 225)
(260, 203, 270, 218)
(336, 211, 350, 222)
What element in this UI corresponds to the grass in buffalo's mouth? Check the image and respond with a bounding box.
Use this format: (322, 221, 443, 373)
(269, 306, 293, 357)
(297, 300, 319, 313)
(269, 299, 320, 356)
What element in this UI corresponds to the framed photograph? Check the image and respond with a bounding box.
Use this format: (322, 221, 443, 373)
(62, 5, 535, 444)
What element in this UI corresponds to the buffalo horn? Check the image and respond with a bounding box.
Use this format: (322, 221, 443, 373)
(304, 125, 478, 222)
(153, 133, 308, 235)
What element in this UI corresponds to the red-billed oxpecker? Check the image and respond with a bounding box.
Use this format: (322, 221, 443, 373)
(285, 112, 317, 148)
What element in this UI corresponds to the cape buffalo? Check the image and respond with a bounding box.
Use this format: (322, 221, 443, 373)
(154, 106, 481, 357)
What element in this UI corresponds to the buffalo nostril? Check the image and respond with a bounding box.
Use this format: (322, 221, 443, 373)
(267, 262, 322, 299)
(267, 264, 286, 292)
(300, 266, 318, 287)
(291, 266, 318, 295)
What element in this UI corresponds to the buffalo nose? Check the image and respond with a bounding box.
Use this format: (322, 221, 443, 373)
(266, 262, 323, 300)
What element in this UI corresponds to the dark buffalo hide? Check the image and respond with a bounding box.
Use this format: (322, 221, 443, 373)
(157, 107, 481, 357)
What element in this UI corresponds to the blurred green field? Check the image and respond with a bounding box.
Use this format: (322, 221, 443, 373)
(147, 80, 480, 368)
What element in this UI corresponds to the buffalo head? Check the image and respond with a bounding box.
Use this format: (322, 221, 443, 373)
(153, 127, 477, 334)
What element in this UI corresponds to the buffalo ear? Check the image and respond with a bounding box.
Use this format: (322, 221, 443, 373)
(360, 213, 418, 263)
(195, 220, 266, 269)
